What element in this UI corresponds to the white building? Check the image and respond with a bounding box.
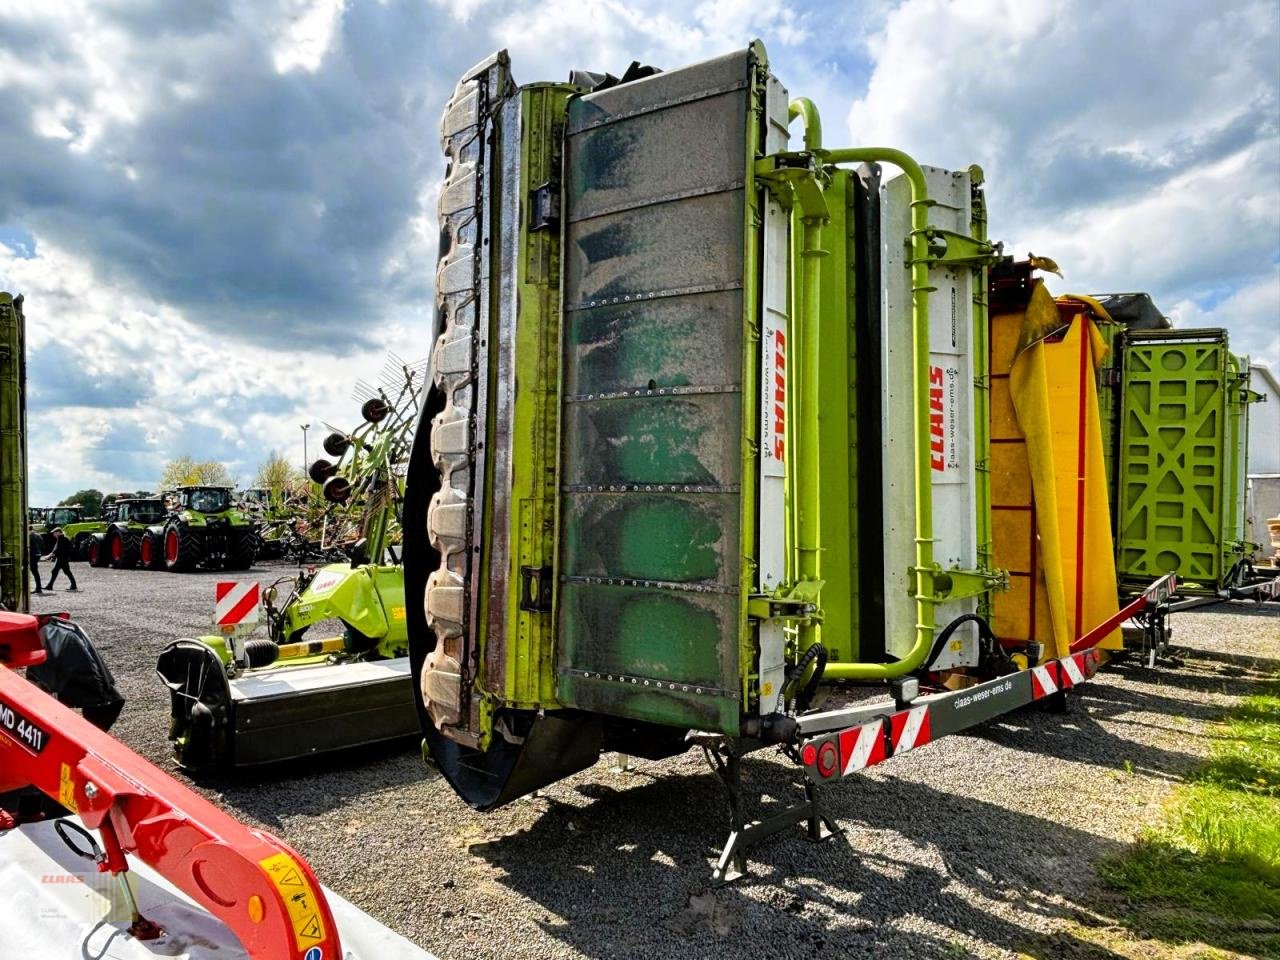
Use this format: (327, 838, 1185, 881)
(1249, 363, 1280, 474)
(1247, 363, 1280, 557)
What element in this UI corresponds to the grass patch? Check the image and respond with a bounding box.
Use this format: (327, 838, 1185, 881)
(1096, 687, 1280, 955)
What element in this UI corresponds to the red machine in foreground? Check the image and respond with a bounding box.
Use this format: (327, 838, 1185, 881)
(0, 610, 341, 960)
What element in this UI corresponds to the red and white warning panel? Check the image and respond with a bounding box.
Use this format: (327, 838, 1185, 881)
(215, 581, 261, 632)
(801, 650, 1102, 784)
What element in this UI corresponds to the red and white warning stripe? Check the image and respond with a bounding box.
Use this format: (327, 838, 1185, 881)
(1059, 653, 1086, 688)
(1030, 662, 1058, 699)
(214, 581, 261, 627)
(890, 704, 931, 752)
(839, 718, 885, 774)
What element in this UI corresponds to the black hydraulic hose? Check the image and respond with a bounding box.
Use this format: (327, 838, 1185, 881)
(784, 642, 827, 713)
(796, 643, 828, 711)
(923, 613, 996, 673)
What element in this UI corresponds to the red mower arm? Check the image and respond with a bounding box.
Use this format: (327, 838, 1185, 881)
(0, 611, 342, 960)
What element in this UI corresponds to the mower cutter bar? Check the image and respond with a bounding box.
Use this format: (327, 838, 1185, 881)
(0, 612, 342, 960)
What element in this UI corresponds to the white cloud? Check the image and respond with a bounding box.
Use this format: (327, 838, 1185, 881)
(1, 237, 411, 503)
(846, 0, 1280, 371)
(271, 0, 347, 74)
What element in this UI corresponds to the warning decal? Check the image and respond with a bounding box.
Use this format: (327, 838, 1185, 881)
(259, 852, 327, 951)
(214, 581, 261, 629)
(59, 763, 79, 812)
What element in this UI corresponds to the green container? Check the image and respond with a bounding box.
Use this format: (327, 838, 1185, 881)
(1114, 329, 1254, 589)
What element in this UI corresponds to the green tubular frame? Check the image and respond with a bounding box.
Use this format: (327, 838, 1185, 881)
(820, 147, 936, 680)
(770, 97, 943, 681)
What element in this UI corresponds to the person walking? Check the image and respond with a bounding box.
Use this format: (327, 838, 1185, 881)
(43, 527, 78, 591)
(28, 525, 44, 594)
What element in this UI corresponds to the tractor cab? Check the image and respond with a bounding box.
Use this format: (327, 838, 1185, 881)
(178, 486, 233, 515)
(117, 498, 166, 525)
(45, 505, 83, 527)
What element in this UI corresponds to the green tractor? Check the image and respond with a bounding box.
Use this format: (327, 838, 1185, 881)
(86, 497, 168, 568)
(33, 504, 92, 555)
(139, 485, 257, 572)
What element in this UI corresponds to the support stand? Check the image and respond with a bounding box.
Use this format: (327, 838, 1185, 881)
(702, 741, 839, 885)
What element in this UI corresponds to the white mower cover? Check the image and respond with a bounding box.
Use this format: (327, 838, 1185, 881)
(0, 818, 436, 960)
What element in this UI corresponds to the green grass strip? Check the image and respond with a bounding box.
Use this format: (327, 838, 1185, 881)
(1098, 687, 1280, 953)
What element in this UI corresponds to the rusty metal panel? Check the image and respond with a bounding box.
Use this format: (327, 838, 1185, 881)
(557, 47, 758, 734)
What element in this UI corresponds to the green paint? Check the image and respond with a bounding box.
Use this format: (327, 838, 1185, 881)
(555, 47, 765, 734)
(1115, 331, 1253, 589)
(0, 293, 27, 613)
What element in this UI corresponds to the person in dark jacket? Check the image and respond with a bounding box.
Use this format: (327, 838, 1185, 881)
(43, 527, 78, 591)
(28, 526, 43, 594)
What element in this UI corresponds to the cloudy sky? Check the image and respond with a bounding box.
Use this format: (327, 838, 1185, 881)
(1, 0, 1276, 505)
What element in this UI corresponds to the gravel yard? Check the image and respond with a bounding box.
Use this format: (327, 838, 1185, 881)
(29, 562, 1280, 960)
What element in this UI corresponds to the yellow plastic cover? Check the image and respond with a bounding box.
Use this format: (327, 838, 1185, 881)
(990, 284, 1121, 656)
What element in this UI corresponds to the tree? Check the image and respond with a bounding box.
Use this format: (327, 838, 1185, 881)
(60, 488, 104, 517)
(255, 451, 303, 504)
(159, 456, 234, 490)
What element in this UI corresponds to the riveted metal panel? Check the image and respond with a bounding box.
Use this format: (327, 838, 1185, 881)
(1115, 330, 1235, 587)
(557, 47, 761, 734)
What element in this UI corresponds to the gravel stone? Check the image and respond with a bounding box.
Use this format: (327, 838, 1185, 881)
(30, 563, 1280, 959)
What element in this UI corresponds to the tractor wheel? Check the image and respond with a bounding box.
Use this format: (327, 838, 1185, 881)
(227, 530, 257, 571)
(323, 432, 350, 457)
(87, 534, 108, 568)
(163, 523, 204, 572)
(109, 529, 139, 569)
(309, 458, 338, 485)
(73, 534, 93, 562)
(361, 398, 390, 423)
(322, 475, 352, 504)
(139, 531, 166, 570)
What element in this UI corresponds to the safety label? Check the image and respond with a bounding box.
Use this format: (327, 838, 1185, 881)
(259, 852, 327, 951)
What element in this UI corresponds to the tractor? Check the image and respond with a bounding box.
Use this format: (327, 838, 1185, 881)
(139, 485, 256, 572)
(86, 497, 168, 568)
(32, 504, 91, 554)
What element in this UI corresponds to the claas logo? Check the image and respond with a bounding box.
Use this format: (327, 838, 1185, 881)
(772, 328, 786, 461)
(929, 365, 945, 472)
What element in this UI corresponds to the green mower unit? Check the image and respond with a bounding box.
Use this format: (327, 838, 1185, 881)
(156, 380, 424, 769)
(403, 43, 1010, 816)
(138, 485, 257, 572)
(156, 559, 415, 769)
(392, 43, 1230, 882)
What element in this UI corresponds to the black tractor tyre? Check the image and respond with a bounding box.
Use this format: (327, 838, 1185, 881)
(163, 522, 204, 573)
(322, 475, 352, 504)
(108, 528, 140, 569)
(309, 458, 338, 485)
(139, 530, 166, 570)
(227, 530, 257, 571)
(86, 534, 109, 568)
(361, 397, 390, 423)
(323, 432, 350, 457)
(73, 533, 93, 562)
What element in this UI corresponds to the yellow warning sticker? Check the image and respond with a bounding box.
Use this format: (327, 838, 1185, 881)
(391, 605, 406, 621)
(59, 763, 78, 812)
(259, 852, 326, 950)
